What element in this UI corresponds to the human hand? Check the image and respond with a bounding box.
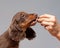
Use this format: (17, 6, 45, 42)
(37, 14, 60, 40)
(37, 14, 57, 31)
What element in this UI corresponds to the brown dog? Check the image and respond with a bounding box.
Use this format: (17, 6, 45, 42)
(0, 12, 37, 48)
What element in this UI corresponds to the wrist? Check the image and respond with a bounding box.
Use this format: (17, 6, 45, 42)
(53, 23, 60, 40)
(56, 32, 60, 40)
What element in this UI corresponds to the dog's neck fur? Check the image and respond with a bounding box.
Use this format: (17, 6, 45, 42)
(0, 30, 19, 48)
(0, 22, 26, 48)
(0, 25, 26, 48)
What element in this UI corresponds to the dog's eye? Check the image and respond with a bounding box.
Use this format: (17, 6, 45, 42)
(21, 14, 26, 18)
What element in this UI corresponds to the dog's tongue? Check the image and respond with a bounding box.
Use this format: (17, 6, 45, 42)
(30, 21, 37, 26)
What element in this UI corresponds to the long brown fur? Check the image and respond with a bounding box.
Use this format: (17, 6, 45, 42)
(0, 12, 37, 48)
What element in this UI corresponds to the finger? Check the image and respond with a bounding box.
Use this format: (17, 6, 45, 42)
(37, 18, 56, 23)
(39, 14, 55, 18)
(45, 26, 53, 31)
(41, 21, 55, 26)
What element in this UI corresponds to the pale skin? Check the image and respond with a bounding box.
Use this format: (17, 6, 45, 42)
(37, 14, 60, 40)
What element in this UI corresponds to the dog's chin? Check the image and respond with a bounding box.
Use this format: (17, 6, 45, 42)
(30, 21, 37, 26)
(29, 18, 37, 26)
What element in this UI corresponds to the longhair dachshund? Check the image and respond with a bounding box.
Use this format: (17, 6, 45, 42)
(0, 12, 37, 48)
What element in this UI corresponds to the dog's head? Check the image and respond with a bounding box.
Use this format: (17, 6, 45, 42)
(12, 12, 37, 28)
(9, 12, 37, 41)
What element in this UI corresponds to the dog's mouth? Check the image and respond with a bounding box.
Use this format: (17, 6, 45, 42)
(29, 18, 37, 26)
(29, 14, 38, 26)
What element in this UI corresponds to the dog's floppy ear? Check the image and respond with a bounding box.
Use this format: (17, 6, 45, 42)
(25, 27, 36, 40)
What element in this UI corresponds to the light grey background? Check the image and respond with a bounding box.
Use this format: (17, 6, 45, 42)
(0, 0, 60, 48)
